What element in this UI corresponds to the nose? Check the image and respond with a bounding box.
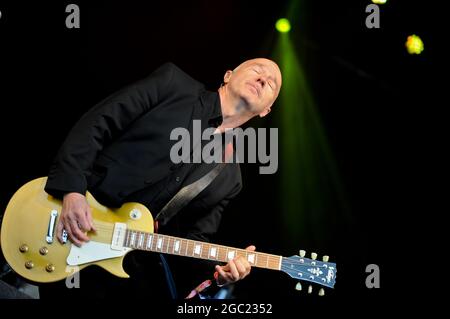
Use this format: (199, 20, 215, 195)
(256, 77, 266, 88)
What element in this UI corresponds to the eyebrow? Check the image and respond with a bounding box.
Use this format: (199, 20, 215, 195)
(255, 63, 279, 87)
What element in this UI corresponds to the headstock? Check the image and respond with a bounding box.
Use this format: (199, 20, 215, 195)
(281, 250, 337, 295)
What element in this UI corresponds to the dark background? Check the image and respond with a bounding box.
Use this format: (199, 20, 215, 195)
(0, 0, 438, 308)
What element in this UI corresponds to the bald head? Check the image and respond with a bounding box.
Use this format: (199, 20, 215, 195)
(233, 58, 282, 95)
(222, 58, 282, 118)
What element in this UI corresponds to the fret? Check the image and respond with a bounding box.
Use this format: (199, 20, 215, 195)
(127, 231, 132, 247)
(130, 231, 137, 248)
(163, 236, 167, 252)
(185, 240, 191, 257)
(236, 249, 245, 258)
(223, 247, 229, 262)
(183, 239, 188, 257)
(227, 249, 235, 261)
(207, 246, 212, 260)
(209, 246, 217, 259)
(191, 240, 196, 257)
(152, 234, 158, 251)
(132, 231, 138, 248)
(163, 236, 169, 253)
(256, 253, 267, 268)
(156, 236, 163, 251)
(146, 234, 153, 250)
(237, 249, 245, 260)
(247, 253, 256, 265)
(200, 242, 206, 259)
(201, 243, 207, 258)
(180, 239, 185, 256)
(124, 230, 130, 247)
(193, 242, 202, 256)
(174, 239, 181, 254)
(138, 232, 144, 248)
(169, 236, 175, 253)
(204, 243, 213, 260)
(218, 246, 226, 262)
(168, 237, 173, 253)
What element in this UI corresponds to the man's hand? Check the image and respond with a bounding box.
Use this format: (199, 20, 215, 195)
(215, 245, 256, 286)
(57, 192, 96, 247)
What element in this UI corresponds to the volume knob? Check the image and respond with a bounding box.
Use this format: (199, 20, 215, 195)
(19, 244, 29, 253)
(45, 264, 55, 273)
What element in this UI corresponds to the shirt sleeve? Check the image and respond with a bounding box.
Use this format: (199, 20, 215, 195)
(45, 63, 176, 198)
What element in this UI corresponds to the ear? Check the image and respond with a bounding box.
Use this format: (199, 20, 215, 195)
(223, 70, 233, 84)
(259, 106, 272, 118)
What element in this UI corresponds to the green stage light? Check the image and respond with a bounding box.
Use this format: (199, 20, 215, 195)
(276, 18, 291, 33)
(406, 34, 424, 55)
(372, 0, 387, 4)
(272, 33, 350, 246)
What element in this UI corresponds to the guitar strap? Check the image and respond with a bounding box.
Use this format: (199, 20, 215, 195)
(154, 162, 226, 227)
(155, 162, 226, 300)
(154, 141, 232, 300)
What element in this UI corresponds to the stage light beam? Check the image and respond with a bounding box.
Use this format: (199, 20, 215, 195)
(272, 32, 350, 247)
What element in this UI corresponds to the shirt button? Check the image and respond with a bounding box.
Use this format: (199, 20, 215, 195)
(175, 176, 180, 182)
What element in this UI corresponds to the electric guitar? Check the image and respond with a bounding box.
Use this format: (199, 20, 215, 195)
(0, 177, 336, 294)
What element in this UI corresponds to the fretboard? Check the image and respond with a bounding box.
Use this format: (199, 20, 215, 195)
(123, 229, 281, 270)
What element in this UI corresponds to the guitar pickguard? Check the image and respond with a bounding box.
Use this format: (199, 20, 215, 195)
(67, 241, 131, 266)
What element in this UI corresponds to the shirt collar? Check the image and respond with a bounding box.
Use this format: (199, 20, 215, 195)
(200, 90, 223, 128)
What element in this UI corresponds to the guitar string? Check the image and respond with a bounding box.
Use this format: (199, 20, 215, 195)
(90, 224, 301, 266)
(73, 224, 331, 268)
(123, 231, 283, 267)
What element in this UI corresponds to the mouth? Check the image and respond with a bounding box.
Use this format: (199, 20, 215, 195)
(247, 83, 260, 97)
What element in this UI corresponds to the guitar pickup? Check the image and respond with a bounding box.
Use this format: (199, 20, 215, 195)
(46, 210, 58, 244)
(111, 223, 127, 251)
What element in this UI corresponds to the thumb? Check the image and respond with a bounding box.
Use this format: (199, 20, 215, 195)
(245, 245, 256, 252)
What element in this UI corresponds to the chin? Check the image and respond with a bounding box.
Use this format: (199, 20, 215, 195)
(240, 93, 259, 108)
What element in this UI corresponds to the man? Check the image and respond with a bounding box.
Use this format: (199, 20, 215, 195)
(41, 58, 282, 299)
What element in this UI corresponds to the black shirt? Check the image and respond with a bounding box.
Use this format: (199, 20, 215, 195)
(43, 63, 242, 298)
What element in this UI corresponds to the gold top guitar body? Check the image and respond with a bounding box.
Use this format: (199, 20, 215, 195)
(1, 177, 152, 283)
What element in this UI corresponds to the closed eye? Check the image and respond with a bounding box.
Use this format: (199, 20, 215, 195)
(253, 67, 274, 90)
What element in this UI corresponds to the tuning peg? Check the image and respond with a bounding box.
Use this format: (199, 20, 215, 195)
(318, 288, 325, 296)
(308, 285, 313, 294)
(299, 250, 306, 257)
(311, 252, 317, 260)
(322, 255, 329, 262)
(295, 282, 302, 291)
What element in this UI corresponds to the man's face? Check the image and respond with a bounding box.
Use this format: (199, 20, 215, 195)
(224, 58, 282, 117)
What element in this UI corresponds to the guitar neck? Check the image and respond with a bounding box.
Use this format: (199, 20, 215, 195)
(123, 229, 282, 270)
